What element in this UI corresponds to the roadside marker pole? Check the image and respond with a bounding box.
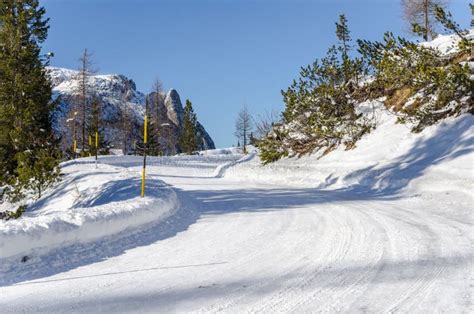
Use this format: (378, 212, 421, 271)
(141, 104, 148, 197)
(73, 140, 77, 159)
(95, 131, 99, 169)
(88, 135, 92, 157)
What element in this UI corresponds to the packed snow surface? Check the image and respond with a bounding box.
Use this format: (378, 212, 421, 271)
(0, 110, 472, 312)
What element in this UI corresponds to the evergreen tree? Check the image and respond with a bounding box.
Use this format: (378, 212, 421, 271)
(336, 14, 351, 60)
(259, 15, 369, 163)
(471, 4, 474, 27)
(0, 0, 61, 200)
(180, 99, 198, 154)
(88, 95, 108, 156)
(15, 145, 61, 200)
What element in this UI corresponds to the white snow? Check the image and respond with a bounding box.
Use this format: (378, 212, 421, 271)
(0, 31, 472, 312)
(420, 29, 474, 55)
(0, 160, 178, 263)
(0, 108, 472, 312)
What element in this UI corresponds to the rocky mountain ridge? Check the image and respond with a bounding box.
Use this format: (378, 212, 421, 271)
(48, 67, 215, 154)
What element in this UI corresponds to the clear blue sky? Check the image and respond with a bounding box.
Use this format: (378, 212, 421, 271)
(41, 0, 472, 148)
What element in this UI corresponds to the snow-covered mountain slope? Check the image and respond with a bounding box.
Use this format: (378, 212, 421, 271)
(48, 67, 215, 153)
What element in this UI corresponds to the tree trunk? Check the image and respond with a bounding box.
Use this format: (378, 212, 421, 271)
(423, 0, 429, 41)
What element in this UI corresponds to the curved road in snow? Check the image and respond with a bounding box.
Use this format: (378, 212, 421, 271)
(1, 157, 471, 312)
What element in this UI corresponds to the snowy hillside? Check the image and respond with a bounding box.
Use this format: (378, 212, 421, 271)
(48, 67, 215, 153)
(227, 104, 473, 197)
(421, 29, 474, 55)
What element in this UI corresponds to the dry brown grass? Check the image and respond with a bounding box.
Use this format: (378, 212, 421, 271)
(385, 87, 414, 111)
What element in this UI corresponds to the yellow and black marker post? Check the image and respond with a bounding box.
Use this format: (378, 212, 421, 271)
(73, 140, 77, 159)
(95, 131, 99, 168)
(141, 104, 148, 197)
(88, 135, 92, 157)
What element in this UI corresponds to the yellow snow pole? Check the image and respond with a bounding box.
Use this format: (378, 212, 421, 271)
(141, 168, 146, 197)
(88, 135, 92, 156)
(95, 131, 99, 169)
(144, 114, 148, 144)
(73, 140, 77, 156)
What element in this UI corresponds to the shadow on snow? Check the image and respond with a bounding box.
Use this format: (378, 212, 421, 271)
(1, 116, 472, 287)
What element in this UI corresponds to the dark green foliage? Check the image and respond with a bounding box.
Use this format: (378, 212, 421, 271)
(0, 0, 61, 201)
(259, 15, 370, 164)
(471, 4, 474, 27)
(257, 128, 289, 165)
(0, 204, 26, 221)
(180, 99, 198, 154)
(259, 5, 472, 164)
(359, 7, 473, 132)
(14, 144, 61, 200)
(433, 5, 473, 53)
(336, 14, 351, 60)
(86, 96, 109, 156)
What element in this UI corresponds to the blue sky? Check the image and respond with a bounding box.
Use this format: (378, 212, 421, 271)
(41, 0, 472, 148)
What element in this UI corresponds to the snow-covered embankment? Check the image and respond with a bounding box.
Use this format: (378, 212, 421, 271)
(0, 160, 178, 262)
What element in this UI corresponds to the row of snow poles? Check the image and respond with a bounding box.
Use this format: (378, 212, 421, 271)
(71, 133, 99, 161)
(68, 111, 99, 167)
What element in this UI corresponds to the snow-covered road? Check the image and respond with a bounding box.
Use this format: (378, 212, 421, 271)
(1, 154, 471, 313)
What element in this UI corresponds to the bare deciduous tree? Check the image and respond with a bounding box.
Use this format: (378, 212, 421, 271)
(234, 105, 253, 154)
(254, 110, 280, 140)
(75, 48, 96, 153)
(401, 0, 449, 40)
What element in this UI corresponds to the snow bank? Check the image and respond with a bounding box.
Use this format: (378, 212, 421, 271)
(100, 153, 244, 178)
(225, 107, 474, 198)
(421, 30, 474, 55)
(0, 160, 178, 261)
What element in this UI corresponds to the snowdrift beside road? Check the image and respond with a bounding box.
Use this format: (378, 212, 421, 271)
(225, 105, 473, 200)
(0, 160, 178, 262)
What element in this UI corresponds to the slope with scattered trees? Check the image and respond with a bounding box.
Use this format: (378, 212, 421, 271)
(257, 4, 473, 164)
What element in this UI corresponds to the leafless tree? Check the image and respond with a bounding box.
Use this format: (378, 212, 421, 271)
(147, 78, 166, 155)
(75, 48, 97, 153)
(401, 0, 449, 40)
(254, 110, 280, 140)
(120, 79, 135, 155)
(234, 105, 253, 154)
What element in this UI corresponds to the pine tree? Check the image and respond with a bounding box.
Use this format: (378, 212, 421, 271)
(88, 95, 109, 157)
(16, 145, 61, 200)
(471, 4, 474, 27)
(0, 0, 61, 200)
(336, 14, 351, 85)
(336, 14, 351, 60)
(180, 99, 198, 154)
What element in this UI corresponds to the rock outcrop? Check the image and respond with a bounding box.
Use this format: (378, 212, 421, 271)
(48, 67, 215, 154)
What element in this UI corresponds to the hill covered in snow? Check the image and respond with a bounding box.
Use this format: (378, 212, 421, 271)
(48, 67, 215, 154)
(257, 30, 473, 164)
